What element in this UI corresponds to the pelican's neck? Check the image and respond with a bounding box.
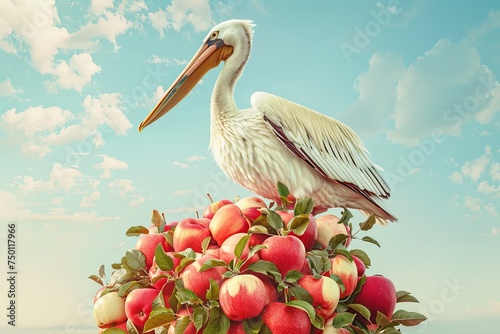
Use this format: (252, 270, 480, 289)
(211, 34, 251, 124)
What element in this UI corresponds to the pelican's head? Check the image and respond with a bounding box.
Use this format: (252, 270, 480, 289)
(139, 19, 254, 131)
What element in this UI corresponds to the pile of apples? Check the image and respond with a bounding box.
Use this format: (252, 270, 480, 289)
(90, 184, 426, 334)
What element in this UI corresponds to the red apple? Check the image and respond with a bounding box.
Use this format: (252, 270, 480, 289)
(253, 273, 280, 304)
(209, 204, 250, 246)
(262, 302, 311, 334)
(136, 233, 173, 270)
(124, 288, 159, 332)
(316, 215, 351, 249)
(352, 255, 366, 277)
(148, 257, 176, 307)
(93, 291, 127, 328)
(235, 196, 267, 222)
(181, 254, 227, 301)
(220, 274, 267, 321)
(219, 233, 262, 269)
(228, 321, 246, 334)
(298, 275, 340, 320)
(329, 255, 358, 299)
(173, 217, 212, 252)
(259, 235, 306, 277)
(352, 275, 397, 325)
(203, 199, 233, 219)
(167, 308, 197, 334)
(279, 211, 318, 251)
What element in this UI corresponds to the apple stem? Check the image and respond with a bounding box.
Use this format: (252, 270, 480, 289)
(206, 193, 214, 203)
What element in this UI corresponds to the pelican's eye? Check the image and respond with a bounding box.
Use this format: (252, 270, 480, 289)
(210, 31, 219, 40)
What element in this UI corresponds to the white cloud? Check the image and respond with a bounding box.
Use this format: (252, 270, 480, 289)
(0, 1, 130, 91)
(148, 55, 187, 66)
(82, 93, 133, 139)
(108, 179, 135, 197)
(467, 9, 500, 41)
(173, 161, 190, 168)
(0, 79, 24, 98)
(490, 162, 500, 182)
(20, 164, 85, 193)
(461, 155, 491, 182)
(340, 52, 405, 135)
(493, 227, 499, 236)
(477, 180, 500, 195)
(174, 189, 194, 196)
(94, 155, 129, 179)
(128, 196, 145, 207)
(46, 53, 102, 92)
(1, 106, 74, 158)
(90, 0, 114, 16)
(186, 155, 206, 162)
(450, 171, 463, 184)
(387, 39, 499, 145)
(80, 191, 101, 207)
(485, 204, 499, 217)
(464, 196, 482, 212)
(148, 0, 212, 37)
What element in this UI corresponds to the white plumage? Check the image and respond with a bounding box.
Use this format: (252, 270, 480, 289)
(139, 19, 397, 224)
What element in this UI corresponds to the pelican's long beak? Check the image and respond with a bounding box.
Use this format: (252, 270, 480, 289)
(138, 39, 233, 131)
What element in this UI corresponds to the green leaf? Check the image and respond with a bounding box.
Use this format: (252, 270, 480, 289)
(396, 291, 420, 303)
(155, 244, 174, 271)
(201, 236, 211, 254)
(351, 274, 366, 298)
(234, 234, 251, 260)
(391, 310, 427, 326)
(174, 315, 191, 334)
(359, 215, 377, 231)
(284, 270, 303, 283)
(327, 234, 349, 251)
(125, 249, 146, 271)
(348, 303, 371, 322)
(151, 209, 165, 234)
(288, 285, 313, 304)
(375, 311, 398, 328)
(333, 245, 352, 260)
(277, 182, 290, 197)
(294, 198, 314, 216)
(101, 328, 127, 334)
(247, 244, 267, 259)
(126, 319, 139, 334)
(152, 289, 166, 309)
(379, 327, 401, 334)
(258, 323, 273, 334)
(286, 300, 323, 329)
(338, 209, 353, 226)
(246, 260, 281, 280)
(175, 248, 197, 259)
(361, 236, 381, 248)
(206, 278, 220, 301)
(193, 307, 206, 332)
(243, 316, 263, 334)
(125, 225, 150, 236)
(332, 312, 356, 328)
(349, 249, 371, 268)
(143, 308, 176, 332)
(176, 288, 203, 305)
(199, 259, 227, 272)
(88, 275, 104, 286)
(267, 210, 284, 231)
(205, 307, 231, 334)
(288, 214, 310, 236)
(175, 257, 196, 273)
(164, 230, 174, 248)
(306, 250, 331, 275)
(329, 274, 345, 294)
(117, 281, 138, 297)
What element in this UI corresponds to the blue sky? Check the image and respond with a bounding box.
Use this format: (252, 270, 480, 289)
(0, 0, 499, 333)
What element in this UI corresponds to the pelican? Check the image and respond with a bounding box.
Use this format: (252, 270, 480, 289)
(139, 19, 397, 224)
